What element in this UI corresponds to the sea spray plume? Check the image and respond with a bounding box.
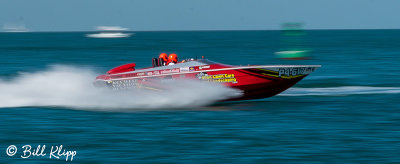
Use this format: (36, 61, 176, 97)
(0, 65, 242, 110)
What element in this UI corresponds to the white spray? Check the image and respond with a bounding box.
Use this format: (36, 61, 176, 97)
(0, 65, 242, 110)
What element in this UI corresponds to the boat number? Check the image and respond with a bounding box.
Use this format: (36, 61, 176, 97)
(278, 67, 316, 77)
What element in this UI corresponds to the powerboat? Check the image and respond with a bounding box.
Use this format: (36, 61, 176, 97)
(3, 17, 29, 32)
(3, 24, 29, 32)
(86, 26, 133, 38)
(86, 32, 132, 38)
(94, 58, 320, 101)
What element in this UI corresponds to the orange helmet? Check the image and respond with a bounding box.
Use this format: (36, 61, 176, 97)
(159, 53, 168, 61)
(168, 53, 178, 64)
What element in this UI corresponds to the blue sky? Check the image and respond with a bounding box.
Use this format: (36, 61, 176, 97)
(1, 0, 399, 31)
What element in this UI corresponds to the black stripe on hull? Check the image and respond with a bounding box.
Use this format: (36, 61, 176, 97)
(236, 69, 281, 81)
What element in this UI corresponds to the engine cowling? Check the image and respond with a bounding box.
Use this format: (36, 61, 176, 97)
(107, 63, 136, 74)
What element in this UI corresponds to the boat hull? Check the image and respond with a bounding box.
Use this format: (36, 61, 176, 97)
(227, 75, 305, 100)
(95, 64, 320, 101)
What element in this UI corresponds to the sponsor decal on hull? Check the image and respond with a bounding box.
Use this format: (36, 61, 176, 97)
(180, 67, 190, 72)
(199, 65, 210, 69)
(196, 72, 237, 83)
(110, 79, 138, 90)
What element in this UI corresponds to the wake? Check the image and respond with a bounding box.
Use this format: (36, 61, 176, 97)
(0, 65, 241, 110)
(280, 86, 400, 96)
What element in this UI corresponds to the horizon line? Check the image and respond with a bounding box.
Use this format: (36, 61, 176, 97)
(2, 28, 400, 33)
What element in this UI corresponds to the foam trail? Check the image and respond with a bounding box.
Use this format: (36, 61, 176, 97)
(0, 65, 242, 110)
(280, 86, 400, 96)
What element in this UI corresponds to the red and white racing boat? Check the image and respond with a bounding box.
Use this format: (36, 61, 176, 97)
(95, 58, 320, 101)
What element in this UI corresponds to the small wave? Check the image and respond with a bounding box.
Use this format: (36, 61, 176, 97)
(280, 86, 400, 96)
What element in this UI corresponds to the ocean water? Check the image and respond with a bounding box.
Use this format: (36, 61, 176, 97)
(0, 30, 399, 163)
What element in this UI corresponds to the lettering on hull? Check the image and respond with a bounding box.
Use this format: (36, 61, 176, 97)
(278, 67, 316, 78)
(196, 72, 237, 83)
(110, 79, 138, 90)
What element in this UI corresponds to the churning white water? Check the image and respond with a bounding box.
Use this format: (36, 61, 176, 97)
(0, 65, 242, 110)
